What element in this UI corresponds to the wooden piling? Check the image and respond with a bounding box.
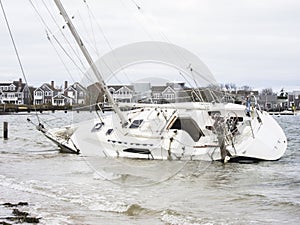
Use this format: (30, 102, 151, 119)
(3, 121, 8, 139)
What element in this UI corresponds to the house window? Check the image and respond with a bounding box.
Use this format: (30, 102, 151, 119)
(45, 91, 52, 96)
(164, 94, 175, 100)
(153, 93, 160, 99)
(109, 88, 115, 95)
(68, 91, 74, 98)
(35, 91, 42, 96)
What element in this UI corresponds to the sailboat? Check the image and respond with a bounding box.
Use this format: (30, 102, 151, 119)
(38, 0, 287, 162)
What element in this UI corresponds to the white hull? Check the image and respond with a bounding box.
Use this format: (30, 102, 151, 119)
(44, 102, 287, 162)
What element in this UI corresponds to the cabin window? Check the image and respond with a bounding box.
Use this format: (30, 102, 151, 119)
(94, 122, 103, 130)
(170, 117, 204, 142)
(129, 119, 143, 129)
(106, 129, 113, 135)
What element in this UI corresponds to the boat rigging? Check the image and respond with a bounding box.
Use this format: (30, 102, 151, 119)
(20, 0, 288, 163)
(53, 0, 128, 127)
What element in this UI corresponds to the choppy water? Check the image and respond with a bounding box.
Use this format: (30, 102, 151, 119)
(0, 111, 299, 224)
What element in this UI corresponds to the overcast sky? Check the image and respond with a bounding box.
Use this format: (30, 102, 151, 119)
(0, 0, 299, 92)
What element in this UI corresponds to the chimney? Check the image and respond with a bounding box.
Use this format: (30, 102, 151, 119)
(51, 81, 54, 89)
(64, 81, 68, 96)
(19, 78, 22, 88)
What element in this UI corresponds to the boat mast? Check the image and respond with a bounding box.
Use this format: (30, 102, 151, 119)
(53, 0, 127, 127)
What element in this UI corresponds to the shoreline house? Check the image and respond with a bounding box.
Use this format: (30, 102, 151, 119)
(151, 86, 173, 103)
(87, 83, 135, 105)
(151, 82, 191, 104)
(87, 81, 192, 105)
(33, 81, 59, 105)
(63, 82, 87, 105)
(0, 78, 30, 104)
(34, 81, 87, 106)
(52, 93, 72, 106)
(109, 85, 134, 103)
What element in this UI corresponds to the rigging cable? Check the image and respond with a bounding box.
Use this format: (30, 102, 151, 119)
(0, 0, 41, 123)
(83, 0, 132, 85)
(45, 30, 77, 83)
(30, 0, 87, 76)
(126, 0, 213, 105)
(130, 0, 141, 10)
(127, 0, 219, 101)
(77, 10, 99, 58)
(40, 0, 88, 71)
(31, 0, 103, 105)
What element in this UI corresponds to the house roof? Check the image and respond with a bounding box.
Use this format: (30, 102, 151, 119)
(0, 80, 27, 93)
(53, 93, 72, 100)
(65, 82, 87, 92)
(35, 83, 59, 92)
(0, 83, 13, 86)
(151, 86, 166, 92)
(108, 85, 133, 91)
(114, 86, 134, 93)
(72, 82, 87, 91)
(162, 86, 175, 94)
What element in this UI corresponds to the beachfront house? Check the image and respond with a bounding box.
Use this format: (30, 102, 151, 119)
(0, 78, 29, 104)
(33, 81, 59, 105)
(151, 82, 190, 104)
(64, 82, 87, 105)
(52, 93, 73, 106)
(110, 85, 134, 103)
(151, 86, 172, 104)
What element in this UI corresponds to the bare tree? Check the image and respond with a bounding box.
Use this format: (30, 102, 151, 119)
(261, 88, 273, 95)
(240, 85, 252, 91)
